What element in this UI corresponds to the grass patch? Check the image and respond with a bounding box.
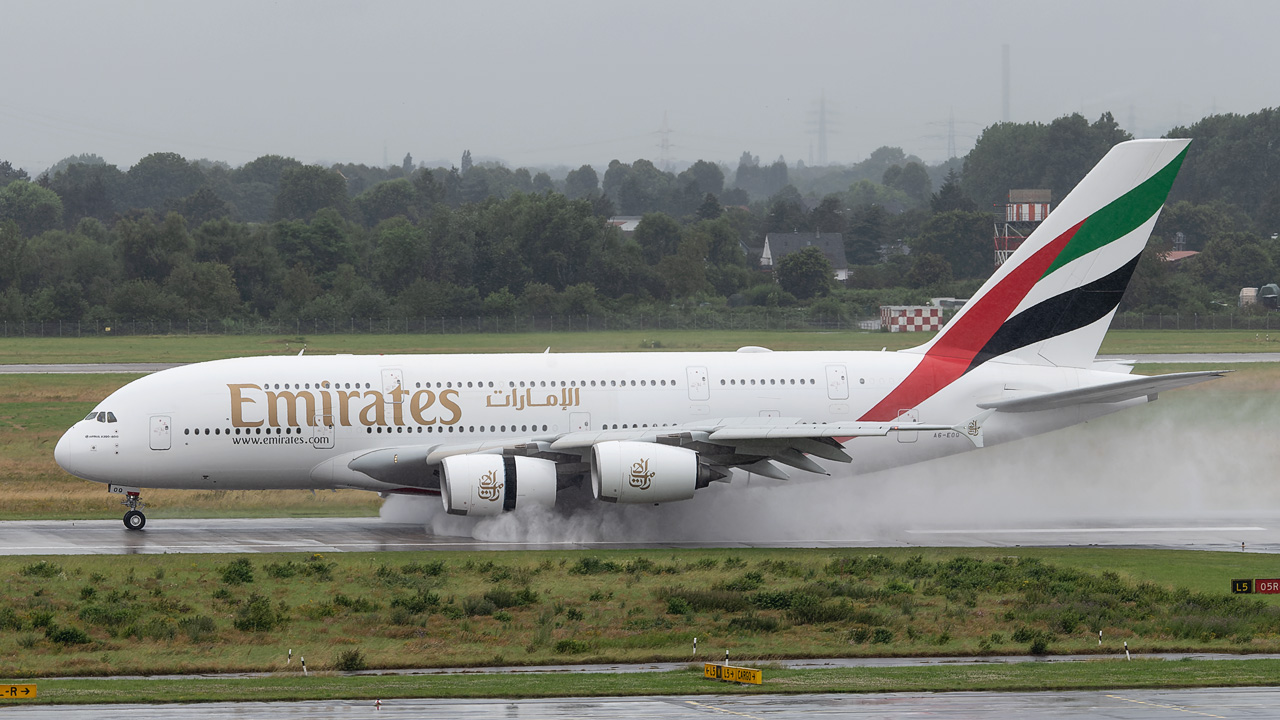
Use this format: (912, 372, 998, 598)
(2, 328, 1279, 365)
(2, 547, 1280, 679)
(8, 658, 1280, 705)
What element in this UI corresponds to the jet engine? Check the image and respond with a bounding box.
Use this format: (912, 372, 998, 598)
(440, 454, 557, 516)
(591, 441, 718, 504)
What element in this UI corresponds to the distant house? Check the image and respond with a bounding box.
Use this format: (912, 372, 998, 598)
(1161, 250, 1200, 265)
(760, 232, 848, 281)
(606, 216, 643, 235)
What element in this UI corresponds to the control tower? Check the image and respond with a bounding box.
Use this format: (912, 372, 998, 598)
(994, 188, 1051, 267)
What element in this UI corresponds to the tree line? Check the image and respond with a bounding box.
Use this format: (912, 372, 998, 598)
(0, 107, 1277, 325)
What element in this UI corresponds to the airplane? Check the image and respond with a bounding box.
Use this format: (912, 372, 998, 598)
(56, 138, 1226, 531)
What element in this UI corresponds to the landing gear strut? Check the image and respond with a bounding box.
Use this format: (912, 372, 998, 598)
(121, 491, 146, 531)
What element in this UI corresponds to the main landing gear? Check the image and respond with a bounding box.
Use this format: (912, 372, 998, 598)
(121, 491, 146, 531)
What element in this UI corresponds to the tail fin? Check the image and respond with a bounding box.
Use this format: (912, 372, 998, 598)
(912, 138, 1190, 370)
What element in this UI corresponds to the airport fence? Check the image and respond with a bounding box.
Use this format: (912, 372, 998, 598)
(3, 312, 1277, 338)
(0, 313, 884, 337)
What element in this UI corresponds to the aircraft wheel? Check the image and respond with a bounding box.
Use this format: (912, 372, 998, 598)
(124, 510, 146, 531)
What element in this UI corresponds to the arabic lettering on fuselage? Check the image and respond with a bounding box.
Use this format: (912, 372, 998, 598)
(228, 383, 584, 429)
(484, 387, 581, 411)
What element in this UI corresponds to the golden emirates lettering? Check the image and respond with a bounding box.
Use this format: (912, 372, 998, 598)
(476, 470, 503, 502)
(228, 384, 462, 428)
(628, 458, 655, 490)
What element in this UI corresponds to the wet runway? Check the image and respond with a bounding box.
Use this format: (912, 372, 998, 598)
(2, 515, 1278, 555)
(12, 687, 1280, 718)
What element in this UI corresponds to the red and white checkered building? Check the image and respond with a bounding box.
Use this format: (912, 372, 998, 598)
(880, 306, 944, 333)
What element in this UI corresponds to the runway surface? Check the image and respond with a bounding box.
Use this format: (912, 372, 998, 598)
(13, 687, 1280, 718)
(0, 363, 183, 374)
(1098, 352, 1280, 364)
(2, 515, 1278, 555)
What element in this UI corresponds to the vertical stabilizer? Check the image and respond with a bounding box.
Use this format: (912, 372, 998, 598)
(912, 139, 1189, 371)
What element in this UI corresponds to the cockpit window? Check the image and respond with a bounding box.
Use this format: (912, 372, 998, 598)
(106, 412, 117, 423)
(97, 413, 106, 422)
(85, 411, 117, 423)
(84, 412, 99, 422)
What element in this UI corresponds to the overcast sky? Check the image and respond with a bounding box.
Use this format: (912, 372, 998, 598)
(4, 0, 1276, 175)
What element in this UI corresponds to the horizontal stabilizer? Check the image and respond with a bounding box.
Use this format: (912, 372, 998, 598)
(977, 370, 1229, 413)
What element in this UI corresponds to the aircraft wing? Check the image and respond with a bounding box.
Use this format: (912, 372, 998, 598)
(339, 413, 993, 486)
(976, 370, 1229, 413)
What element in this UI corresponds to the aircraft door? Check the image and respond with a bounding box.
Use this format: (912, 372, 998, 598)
(825, 364, 850, 400)
(381, 368, 404, 418)
(570, 412, 591, 431)
(686, 366, 709, 401)
(896, 408, 918, 443)
(149, 416, 171, 451)
(381, 369, 404, 397)
(311, 411, 335, 449)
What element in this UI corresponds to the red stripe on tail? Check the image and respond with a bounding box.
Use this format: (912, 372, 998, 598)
(858, 220, 1084, 422)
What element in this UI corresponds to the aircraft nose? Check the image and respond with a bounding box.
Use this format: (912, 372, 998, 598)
(54, 426, 90, 480)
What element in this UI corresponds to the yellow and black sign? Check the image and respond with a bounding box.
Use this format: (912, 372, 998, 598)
(704, 663, 762, 685)
(1233, 579, 1254, 594)
(2, 685, 35, 699)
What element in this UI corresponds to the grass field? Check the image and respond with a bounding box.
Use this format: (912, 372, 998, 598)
(2, 547, 1279, 683)
(2, 328, 1280, 363)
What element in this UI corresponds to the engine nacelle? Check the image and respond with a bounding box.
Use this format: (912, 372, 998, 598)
(440, 454, 557, 516)
(591, 441, 700, 504)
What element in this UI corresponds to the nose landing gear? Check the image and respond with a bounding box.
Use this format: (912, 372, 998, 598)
(120, 489, 146, 530)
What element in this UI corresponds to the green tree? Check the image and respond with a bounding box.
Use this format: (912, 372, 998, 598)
(274, 166, 349, 221)
(907, 252, 953, 287)
(174, 187, 231, 226)
(846, 204, 888, 265)
(696, 192, 723, 220)
(911, 210, 992, 279)
(764, 186, 809, 233)
(0, 160, 30, 187)
(632, 212, 682, 265)
(931, 169, 976, 213)
(810, 195, 845, 233)
(774, 245, 833, 300)
(883, 162, 931, 205)
(47, 162, 124, 225)
(166, 262, 241, 319)
(370, 218, 430, 294)
(114, 213, 193, 283)
(564, 165, 599, 199)
(235, 154, 302, 187)
(355, 179, 416, 226)
(125, 152, 205, 211)
(0, 181, 64, 236)
(678, 160, 725, 196)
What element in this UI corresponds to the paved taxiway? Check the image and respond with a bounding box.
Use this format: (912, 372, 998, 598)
(15, 687, 1280, 718)
(2, 515, 1279, 555)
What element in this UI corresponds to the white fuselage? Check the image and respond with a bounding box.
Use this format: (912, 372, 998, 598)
(54, 350, 1143, 494)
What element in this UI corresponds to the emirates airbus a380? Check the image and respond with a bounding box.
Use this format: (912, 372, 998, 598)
(56, 139, 1224, 530)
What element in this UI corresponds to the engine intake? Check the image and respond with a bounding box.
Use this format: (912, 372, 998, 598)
(440, 454, 557, 516)
(591, 441, 712, 504)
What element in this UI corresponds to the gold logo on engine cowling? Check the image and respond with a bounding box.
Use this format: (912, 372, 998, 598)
(477, 470, 503, 502)
(628, 459, 655, 490)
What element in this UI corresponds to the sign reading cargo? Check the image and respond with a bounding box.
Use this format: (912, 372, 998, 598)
(1232, 579, 1280, 594)
(704, 663, 763, 685)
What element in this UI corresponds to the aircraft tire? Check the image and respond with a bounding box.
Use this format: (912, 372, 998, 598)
(124, 510, 146, 531)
